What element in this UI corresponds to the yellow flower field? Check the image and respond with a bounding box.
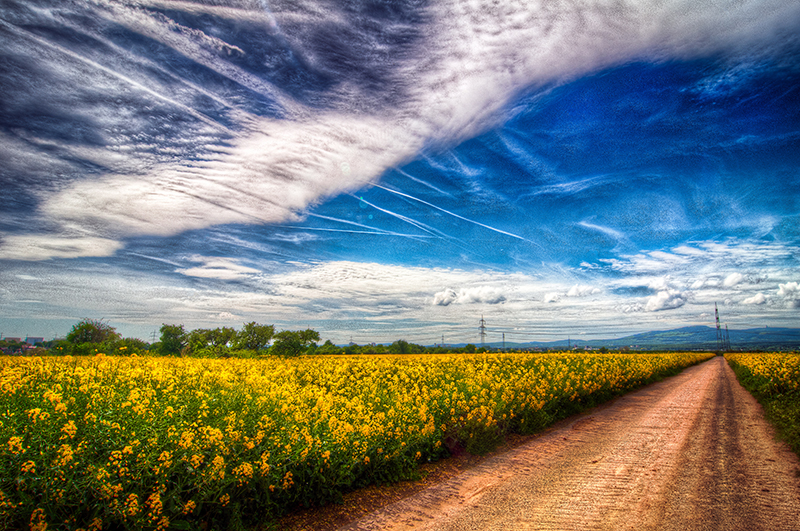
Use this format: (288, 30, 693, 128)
(1, 351, 712, 530)
(725, 352, 800, 396)
(725, 352, 800, 458)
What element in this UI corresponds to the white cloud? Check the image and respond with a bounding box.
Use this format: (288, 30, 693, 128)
(777, 282, 800, 308)
(617, 303, 644, 313)
(176, 257, 261, 280)
(4, 0, 799, 260)
(742, 292, 766, 305)
(566, 284, 601, 297)
(645, 290, 686, 312)
(432, 288, 459, 306)
(673, 245, 706, 256)
(777, 281, 799, 298)
(577, 222, 624, 240)
(648, 277, 670, 291)
(432, 286, 507, 306)
(598, 241, 799, 302)
(723, 272, 744, 287)
(544, 292, 561, 303)
(0, 234, 123, 261)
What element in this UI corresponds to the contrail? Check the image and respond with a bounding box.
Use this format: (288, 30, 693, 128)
(350, 194, 453, 241)
(393, 168, 454, 197)
(283, 226, 434, 240)
(372, 184, 532, 242)
(306, 213, 434, 240)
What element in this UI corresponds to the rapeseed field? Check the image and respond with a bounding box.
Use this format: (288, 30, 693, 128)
(1, 351, 712, 530)
(726, 352, 800, 457)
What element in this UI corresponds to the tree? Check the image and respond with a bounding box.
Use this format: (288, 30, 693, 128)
(270, 329, 320, 357)
(208, 327, 237, 348)
(185, 327, 239, 356)
(105, 337, 150, 356)
(317, 339, 340, 355)
(159, 324, 186, 356)
(389, 339, 410, 354)
(66, 318, 120, 345)
(233, 322, 275, 351)
(187, 328, 213, 354)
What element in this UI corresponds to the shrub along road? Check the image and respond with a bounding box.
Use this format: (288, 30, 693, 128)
(339, 356, 800, 531)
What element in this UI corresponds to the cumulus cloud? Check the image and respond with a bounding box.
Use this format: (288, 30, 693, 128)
(432, 289, 459, 307)
(432, 287, 507, 306)
(648, 277, 671, 291)
(544, 292, 561, 303)
(777, 281, 800, 308)
(645, 290, 686, 311)
(777, 281, 799, 297)
(742, 292, 766, 305)
(566, 284, 601, 297)
(723, 272, 744, 287)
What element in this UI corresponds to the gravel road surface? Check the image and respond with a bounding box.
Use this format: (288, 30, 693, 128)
(340, 356, 800, 531)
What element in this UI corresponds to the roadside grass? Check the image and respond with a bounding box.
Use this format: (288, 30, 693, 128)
(725, 352, 800, 458)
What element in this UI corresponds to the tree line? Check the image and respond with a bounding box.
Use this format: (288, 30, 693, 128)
(42, 319, 317, 358)
(35, 319, 490, 358)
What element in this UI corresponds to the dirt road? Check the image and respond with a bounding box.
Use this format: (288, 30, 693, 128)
(340, 356, 800, 531)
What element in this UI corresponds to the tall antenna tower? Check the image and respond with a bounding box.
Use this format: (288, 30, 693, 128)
(715, 303, 723, 351)
(479, 316, 486, 347)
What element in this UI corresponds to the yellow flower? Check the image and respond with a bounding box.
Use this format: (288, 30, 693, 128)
(219, 494, 230, 506)
(182, 500, 196, 515)
(146, 491, 163, 520)
(233, 462, 253, 486)
(124, 493, 140, 517)
(7, 436, 24, 454)
(29, 508, 47, 531)
(56, 444, 74, 467)
(21, 460, 36, 474)
(60, 420, 77, 440)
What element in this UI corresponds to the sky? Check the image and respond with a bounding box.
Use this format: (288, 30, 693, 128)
(1, 0, 799, 345)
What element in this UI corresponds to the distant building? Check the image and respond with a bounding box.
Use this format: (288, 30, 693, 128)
(25, 337, 45, 345)
(3, 337, 22, 343)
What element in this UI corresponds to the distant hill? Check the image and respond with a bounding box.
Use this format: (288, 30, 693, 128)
(476, 326, 800, 351)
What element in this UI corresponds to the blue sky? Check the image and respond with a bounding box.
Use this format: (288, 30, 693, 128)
(1, 0, 799, 344)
